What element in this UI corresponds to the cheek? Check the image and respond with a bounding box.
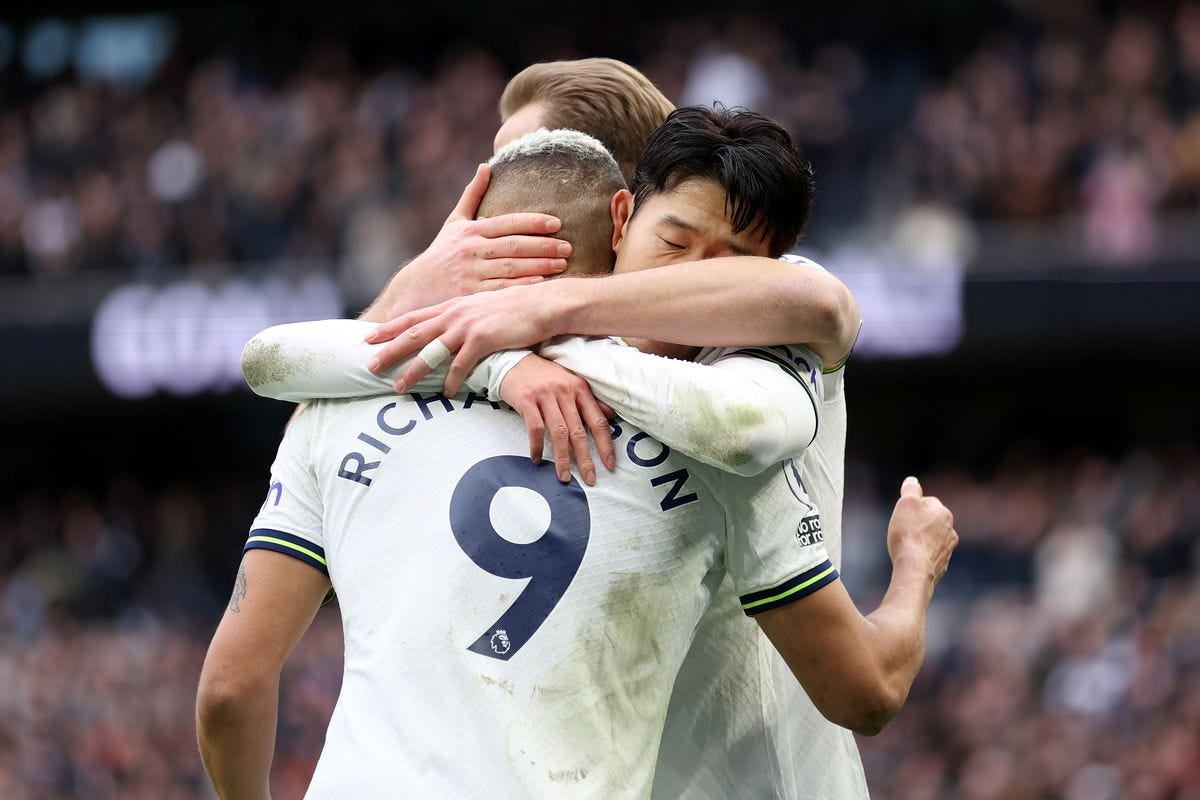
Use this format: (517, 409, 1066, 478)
(614, 241, 667, 274)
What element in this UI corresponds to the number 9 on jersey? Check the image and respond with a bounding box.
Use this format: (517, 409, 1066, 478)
(449, 456, 591, 661)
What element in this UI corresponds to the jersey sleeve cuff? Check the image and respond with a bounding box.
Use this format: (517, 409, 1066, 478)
(823, 320, 863, 374)
(739, 560, 839, 616)
(244, 528, 329, 577)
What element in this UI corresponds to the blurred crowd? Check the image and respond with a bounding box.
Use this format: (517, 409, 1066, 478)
(848, 446, 1200, 799)
(1, 444, 1197, 798)
(2, 4, 1200, 284)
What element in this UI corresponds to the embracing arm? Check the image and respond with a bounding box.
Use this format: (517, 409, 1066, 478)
(241, 320, 528, 403)
(367, 255, 859, 383)
(544, 257, 859, 365)
(196, 550, 331, 799)
(754, 478, 958, 736)
(535, 337, 819, 476)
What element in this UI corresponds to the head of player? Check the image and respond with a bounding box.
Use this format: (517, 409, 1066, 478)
(495, 58, 675, 184)
(612, 104, 815, 269)
(479, 128, 625, 278)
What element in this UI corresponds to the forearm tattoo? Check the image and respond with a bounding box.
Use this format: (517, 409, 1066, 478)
(229, 561, 248, 613)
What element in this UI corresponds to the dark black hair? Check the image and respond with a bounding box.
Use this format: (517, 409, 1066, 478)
(630, 105, 815, 257)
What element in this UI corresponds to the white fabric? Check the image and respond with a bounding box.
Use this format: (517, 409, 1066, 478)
(247, 394, 833, 800)
(243, 321, 823, 479)
(240, 319, 531, 403)
(538, 336, 820, 476)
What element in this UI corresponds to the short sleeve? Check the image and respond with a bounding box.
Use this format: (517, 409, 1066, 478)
(721, 461, 839, 616)
(245, 407, 328, 578)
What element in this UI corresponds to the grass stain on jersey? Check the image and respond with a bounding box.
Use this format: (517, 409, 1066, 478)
(241, 337, 318, 391)
(513, 571, 677, 795)
(478, 674, 515, 695)
(671, 384, 768, 470)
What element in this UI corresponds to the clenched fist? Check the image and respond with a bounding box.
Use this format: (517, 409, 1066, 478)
(886, 476, 958, 586)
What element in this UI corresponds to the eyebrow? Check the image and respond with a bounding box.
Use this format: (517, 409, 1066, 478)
(659, 214, 754, 257)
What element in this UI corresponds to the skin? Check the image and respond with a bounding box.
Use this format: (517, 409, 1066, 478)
(197, 551, 330, 800)
(609, 176, 772, 357)
(756, 477, 958, 735)
(359, 100, 560, 325)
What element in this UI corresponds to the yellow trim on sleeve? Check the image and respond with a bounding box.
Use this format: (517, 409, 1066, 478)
(741, 565, 837, 610)
(246, 535, 328, 566)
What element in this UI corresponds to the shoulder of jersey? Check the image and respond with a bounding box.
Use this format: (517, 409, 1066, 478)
(779, 253, 827, 273)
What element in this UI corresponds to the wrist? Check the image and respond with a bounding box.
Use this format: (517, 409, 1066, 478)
(889, 546, 939, 588)
(380, 268, 417, 319)
(547, 278, 594, 337)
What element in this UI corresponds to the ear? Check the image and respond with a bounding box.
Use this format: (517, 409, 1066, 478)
(610, 189, 634, 252)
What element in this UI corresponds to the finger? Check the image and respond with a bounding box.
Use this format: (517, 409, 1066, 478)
(539, 397, 572, 483)
(476, 276, 549, 293)
(394, 357, 432, 394)
(389, 327, 458, 389)
(477, 236, 572, 262)
(474, 257, 567, 284)
(900, 476, 922, 499)
(520, 402, 546, 464)
(596, 401, 616, 420)
(582, 398, 616, 472)
(449, 163, 490, 221)
(558, 396, 596, 486)
(442, 348, 483, 396)
(474, 212, 562, 238)
(366, 305, 443, 345)
(371, 326, 438, 374)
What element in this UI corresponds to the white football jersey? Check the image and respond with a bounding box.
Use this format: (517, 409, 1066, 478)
(654, 256, 867, 800)
(247, 391, 836, 800)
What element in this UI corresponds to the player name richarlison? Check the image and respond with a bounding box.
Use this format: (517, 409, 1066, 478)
(333, 391, 702, 512)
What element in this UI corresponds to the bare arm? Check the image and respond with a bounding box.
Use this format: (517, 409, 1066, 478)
(366, 257, 859, 390)
(545, 257, 859, 365)
(196, 550, 331, 799)
(754, 477, 957, 736)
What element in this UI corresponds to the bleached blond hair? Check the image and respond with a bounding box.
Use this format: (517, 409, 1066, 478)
(480, 129, 626, 276)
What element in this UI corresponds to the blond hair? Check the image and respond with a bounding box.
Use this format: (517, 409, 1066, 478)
(499, 58, 675, 184)
(480, 128, 626, 276)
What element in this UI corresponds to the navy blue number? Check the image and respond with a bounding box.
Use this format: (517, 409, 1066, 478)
(449, 455, 591, 661)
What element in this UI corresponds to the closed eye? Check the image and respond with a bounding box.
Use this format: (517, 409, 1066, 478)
(659, 237, 685, 250)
